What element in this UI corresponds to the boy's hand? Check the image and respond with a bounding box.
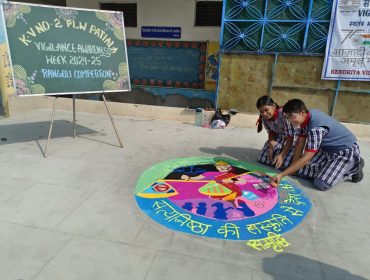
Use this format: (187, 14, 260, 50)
(270, 174, 283, 188)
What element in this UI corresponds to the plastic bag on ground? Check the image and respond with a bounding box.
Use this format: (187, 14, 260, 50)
(210, 119, 226, 129)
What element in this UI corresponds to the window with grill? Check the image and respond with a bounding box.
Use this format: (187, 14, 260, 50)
(221, 0, 333, 55)
(195, 1, 223, 27)
(100, 2, 137, 27)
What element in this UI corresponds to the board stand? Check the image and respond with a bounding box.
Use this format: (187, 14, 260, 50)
(43, 93, 123, 158)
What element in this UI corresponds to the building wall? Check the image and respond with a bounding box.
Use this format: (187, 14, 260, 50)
(65, 0, 220, 109)
(67, 0, 222, 41)
(217, 54, 370, 123)
(4, 1, 367, 123)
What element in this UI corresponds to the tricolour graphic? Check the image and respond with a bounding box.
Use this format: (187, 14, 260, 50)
(322, 0, 370, 80)
(135, 157, 311, 240)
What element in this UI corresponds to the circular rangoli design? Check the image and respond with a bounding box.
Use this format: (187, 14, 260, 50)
(135, 157, 311, 240)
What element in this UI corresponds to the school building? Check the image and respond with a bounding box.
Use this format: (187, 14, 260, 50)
(1, 0, 369, 128)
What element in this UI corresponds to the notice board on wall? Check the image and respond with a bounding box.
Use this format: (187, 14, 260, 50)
(0, 2, 130, 96)
(127, 40, 206, 89)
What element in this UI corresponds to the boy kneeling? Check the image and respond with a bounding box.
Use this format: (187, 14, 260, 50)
(272, 99, 364, 191)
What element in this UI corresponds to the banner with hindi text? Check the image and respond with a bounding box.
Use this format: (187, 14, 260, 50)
(322, 0, 370, 80)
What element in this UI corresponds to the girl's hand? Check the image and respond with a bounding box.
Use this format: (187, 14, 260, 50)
(274, 153, 284, 169)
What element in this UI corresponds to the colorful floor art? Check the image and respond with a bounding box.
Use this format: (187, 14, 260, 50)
(135, 157, 311, 241)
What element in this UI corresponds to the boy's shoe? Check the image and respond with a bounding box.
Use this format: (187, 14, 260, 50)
(352, 157, 365, 183)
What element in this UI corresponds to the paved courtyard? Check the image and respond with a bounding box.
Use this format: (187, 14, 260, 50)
(0, 108, 369, 280)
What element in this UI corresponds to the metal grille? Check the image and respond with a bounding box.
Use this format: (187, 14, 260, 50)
(221, 0, 333, 55)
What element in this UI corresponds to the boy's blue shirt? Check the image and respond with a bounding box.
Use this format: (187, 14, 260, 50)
(307, 109, 356, 152)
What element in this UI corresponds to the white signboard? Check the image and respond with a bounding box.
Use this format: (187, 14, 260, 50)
(322, 0, 370, 80)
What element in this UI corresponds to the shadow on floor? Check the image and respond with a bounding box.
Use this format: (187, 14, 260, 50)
(263, 253, 367, 280)
(199, 146, 261, 161)
(0, 120, 98, 145)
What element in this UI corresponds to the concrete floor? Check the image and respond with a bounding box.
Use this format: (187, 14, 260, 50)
(0, 108, 369, 280)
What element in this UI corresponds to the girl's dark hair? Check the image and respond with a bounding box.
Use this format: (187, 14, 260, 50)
(256, 95, 276, 108)
(283, 99, 308, 114)
(256, 95, 278, 133)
